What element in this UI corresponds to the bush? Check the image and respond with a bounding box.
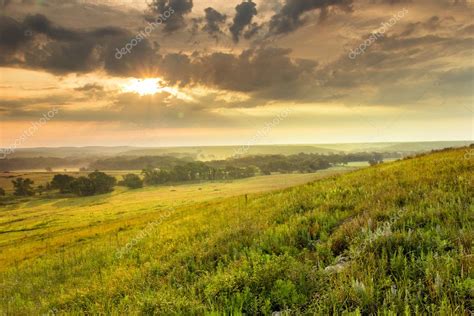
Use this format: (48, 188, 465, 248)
(119, 174, 143, 189)
(0, 187, 5, 196)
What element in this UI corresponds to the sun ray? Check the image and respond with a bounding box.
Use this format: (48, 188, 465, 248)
(122, 78, 160, 96)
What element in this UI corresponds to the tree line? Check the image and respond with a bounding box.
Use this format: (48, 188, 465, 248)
(1, 171, 118, 197)
(0, 152, 391, 198)
(142, 162, 256, 185)
(0, 151, 397, 172)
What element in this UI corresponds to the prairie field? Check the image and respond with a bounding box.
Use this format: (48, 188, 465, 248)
(0, 148, 472, 314)
(0, 168, 352, 268)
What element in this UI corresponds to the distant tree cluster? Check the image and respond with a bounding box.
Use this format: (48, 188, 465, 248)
(50, 171, 116, 196)
(90, 156, 192, 170)
(142, 162, 257, 185)
(208, 153, 334, 175)
(210, 152, 387, 173)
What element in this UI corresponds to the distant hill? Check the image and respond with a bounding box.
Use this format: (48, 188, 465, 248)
(313, 140, 472, 153)
(121, 145, 338, 160)
(5, 141, 471, 160)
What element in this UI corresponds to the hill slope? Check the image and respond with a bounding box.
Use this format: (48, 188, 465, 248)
(0, 148, 472, 314)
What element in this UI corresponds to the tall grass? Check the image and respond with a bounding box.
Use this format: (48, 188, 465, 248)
(0, 148, 472, 314)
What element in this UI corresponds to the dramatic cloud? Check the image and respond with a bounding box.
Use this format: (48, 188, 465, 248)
(229, 0, 258, 42)
(155, 47, 317, 96)
(269, 0, 353, 35)
(0, 0, 473, 142)
(0, 14, 157, 76)
(148, 0, 193, 33)
(0, 16, 26, 55)
(202, 7, 227, 38)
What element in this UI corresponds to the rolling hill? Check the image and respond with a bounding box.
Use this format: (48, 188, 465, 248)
(0, 147, 472, 314)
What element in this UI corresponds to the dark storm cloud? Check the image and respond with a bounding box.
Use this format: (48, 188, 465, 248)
(203, 7, 227, 38)
(269, 0, 353, 35)
(23, 14, 82, 41)
(0, 16, 27, 55)
(229, 0, 258, 42)
(156, 47, 317, 95)
(0, 14, 158, 76)
(148, 0, 193, 33)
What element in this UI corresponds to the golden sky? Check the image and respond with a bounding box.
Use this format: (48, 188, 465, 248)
(0, 0, 473, 147)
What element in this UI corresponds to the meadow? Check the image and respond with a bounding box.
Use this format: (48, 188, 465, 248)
(0, 148, 472, 314)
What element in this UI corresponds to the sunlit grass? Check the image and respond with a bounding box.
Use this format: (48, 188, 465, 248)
(0, 149, 472, 314)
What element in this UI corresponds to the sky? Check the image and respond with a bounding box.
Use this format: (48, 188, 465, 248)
(0, 0, 472, 147)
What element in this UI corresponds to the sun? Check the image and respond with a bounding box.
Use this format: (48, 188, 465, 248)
(122, 78, 160, 96)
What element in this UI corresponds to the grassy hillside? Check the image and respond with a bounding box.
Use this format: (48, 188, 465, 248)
(0, 148, 472, 314)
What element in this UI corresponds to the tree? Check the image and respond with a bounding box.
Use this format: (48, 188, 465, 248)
(0, 187, 5, 196)
(45, 167, 53, 172)
(120, 174, 143, 189)
(12, 178, 35, 196)
(70, 177, 96, 196)
(88, 171, 116, 194)
(50, 174, 76, 193)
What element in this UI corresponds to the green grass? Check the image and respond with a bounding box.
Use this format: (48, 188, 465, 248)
(0, 148, 472, 315)
(0, 168, 351, 268)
